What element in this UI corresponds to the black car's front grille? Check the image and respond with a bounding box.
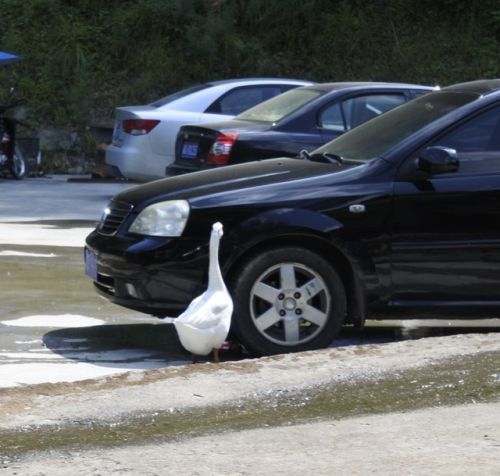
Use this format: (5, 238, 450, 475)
(98, 200, 133, 236)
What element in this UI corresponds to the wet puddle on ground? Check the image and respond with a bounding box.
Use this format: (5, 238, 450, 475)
(0, 241, 187, 387)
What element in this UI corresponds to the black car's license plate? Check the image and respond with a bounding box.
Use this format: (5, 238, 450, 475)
(181, 141, 199, 159)
(84, 248, 98, 281)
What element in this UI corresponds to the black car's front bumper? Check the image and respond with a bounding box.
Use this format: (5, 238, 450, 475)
(85, 230, 210, 317)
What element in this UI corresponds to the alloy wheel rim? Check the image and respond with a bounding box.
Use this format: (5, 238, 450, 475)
(249, 262, 331, 346)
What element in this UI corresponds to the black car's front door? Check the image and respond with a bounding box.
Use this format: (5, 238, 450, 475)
(390, 104, 500, 311)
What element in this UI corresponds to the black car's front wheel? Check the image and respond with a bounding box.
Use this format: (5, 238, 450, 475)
(231, 247, 346, 355)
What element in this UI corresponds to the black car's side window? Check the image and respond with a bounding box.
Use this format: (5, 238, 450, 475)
(319, 94, 406, 132)
(432, 105, 500, 174)
(206, 86, 283, 115)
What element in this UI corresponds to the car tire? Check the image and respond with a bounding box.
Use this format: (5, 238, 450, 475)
(9, 146, 26, 179)
(231, 246, 346, 356)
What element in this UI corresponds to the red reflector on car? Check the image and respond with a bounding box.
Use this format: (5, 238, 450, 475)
(122, 119, 160, 135)
(207, 132, 238, 165)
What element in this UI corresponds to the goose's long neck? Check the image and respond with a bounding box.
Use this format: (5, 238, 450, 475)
(208, 231, 225, 291)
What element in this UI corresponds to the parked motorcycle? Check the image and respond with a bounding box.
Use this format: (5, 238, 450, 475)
(0, 103, 26, 179)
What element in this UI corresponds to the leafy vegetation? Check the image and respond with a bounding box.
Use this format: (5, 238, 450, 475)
(0, 0, 499, 169)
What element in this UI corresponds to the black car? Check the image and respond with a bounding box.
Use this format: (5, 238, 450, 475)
(167, 82, 434, 175)
(86, 79, 500, 356)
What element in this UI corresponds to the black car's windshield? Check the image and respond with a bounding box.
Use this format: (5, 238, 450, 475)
(237, 88, 323, 123)
(150, 84, 210, 107)
(314, 91, 479, 162)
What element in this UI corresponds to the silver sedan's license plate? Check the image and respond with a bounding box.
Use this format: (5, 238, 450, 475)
(84, 248, 98, 281)
(181, 142, 199, 159)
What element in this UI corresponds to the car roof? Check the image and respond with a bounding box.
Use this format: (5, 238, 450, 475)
(206, 78, 314, 86)
(441, 79, 500, 96)
(298, 82, 436, 92)
(146, 77, 314, 111)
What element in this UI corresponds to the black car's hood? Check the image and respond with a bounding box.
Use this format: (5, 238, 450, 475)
(116, 157, 387, 209)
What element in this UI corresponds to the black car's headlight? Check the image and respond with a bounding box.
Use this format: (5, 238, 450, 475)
(129, 200, 190, 237)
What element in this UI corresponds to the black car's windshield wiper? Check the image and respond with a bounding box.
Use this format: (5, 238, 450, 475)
(298, 149, 349, 166)
(300, 150, 344, 166)
(321, 153, 344, 165)
(298, 149, 311, 161)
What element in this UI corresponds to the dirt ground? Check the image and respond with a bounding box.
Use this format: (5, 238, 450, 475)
(3, 403, 498, 476)
(1, 333, 499, 475)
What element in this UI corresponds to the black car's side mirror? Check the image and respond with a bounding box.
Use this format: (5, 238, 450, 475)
(415, 146, 459, 175)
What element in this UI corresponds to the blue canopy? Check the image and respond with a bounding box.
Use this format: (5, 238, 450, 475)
(0, 51, 22, 65)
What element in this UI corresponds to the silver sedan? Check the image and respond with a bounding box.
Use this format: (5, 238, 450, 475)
(106, 78, 312, 181)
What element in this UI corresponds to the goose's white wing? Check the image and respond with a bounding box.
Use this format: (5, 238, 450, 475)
(174, 319, 228, 356)
(173, 290, 233, 355)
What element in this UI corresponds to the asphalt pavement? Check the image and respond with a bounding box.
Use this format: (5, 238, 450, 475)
(0, 174, 137, 222)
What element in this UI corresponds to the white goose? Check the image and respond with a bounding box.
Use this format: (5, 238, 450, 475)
(173, 222, 233, 363)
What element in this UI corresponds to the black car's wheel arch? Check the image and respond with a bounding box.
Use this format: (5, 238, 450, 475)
(225, 232, 365, 329)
